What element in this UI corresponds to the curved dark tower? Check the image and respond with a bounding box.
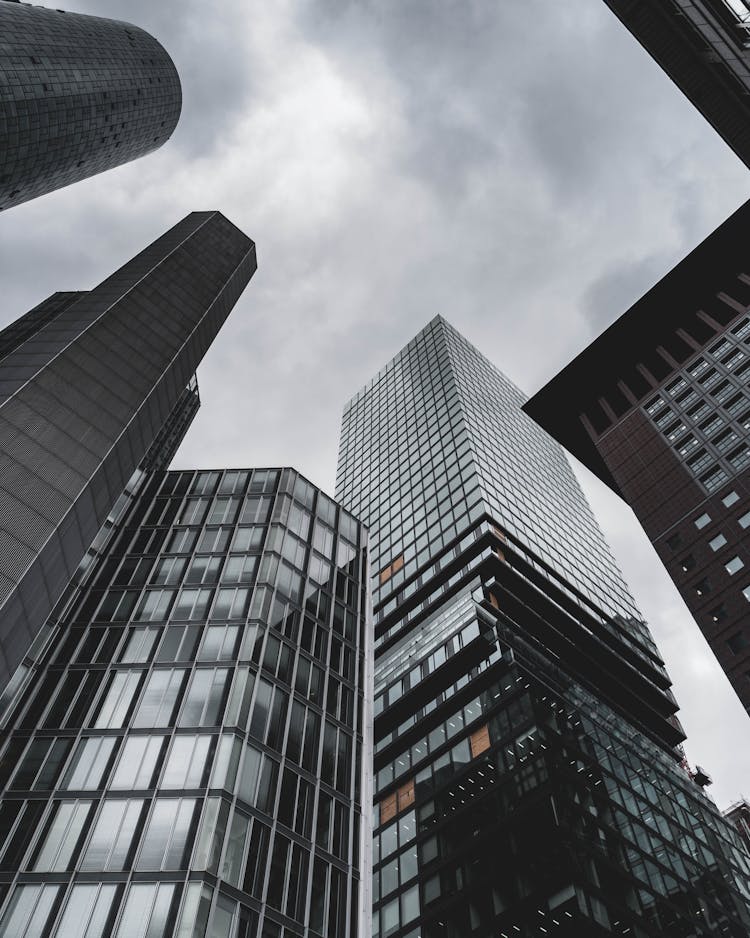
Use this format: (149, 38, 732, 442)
(0, 1, 181, 210)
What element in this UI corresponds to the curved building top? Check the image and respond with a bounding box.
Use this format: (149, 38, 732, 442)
(0, 2, 181, 210)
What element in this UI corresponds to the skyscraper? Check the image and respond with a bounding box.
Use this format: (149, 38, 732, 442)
(0, 2, 181, 210)
(0, 211, 256, 694)
(525, 198, 750, 717)
(337, 317, 750, 936)
(0, 465, 371, 938)
(600, 0, 750, 167)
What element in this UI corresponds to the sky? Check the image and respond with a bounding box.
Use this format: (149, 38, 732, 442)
(2, 0, 750, 808)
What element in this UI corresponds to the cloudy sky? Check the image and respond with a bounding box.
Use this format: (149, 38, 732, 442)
(3, 0, 750, 807)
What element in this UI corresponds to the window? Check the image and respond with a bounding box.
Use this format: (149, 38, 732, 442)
(115, 883, 177, 938)
(675, 434, 699, 457)
(709, 604, 727, 624)
(162, 735, 212, 788)
(120, 627, 160, 663)
(81, 799, 145, 870)
(186, 556, 222, 585)
(173, 587, 214, 620)
(10, 737, 71, 790)
(645, 395, 666, 415)
(134, 589, 175, 622)
(179, 668, 230, 726)
(701, 466, 728, 492)
(665, 531, 682, 550)
(739, 510, 750, 529)
(687, 449, 712, 474)
(93, 671, 141, 728)
(688, 357, 709, 377)
(723, 491, 740, 508)
(232, 526, 265, 552)
(726, 556, 745, 575)
(54, 884, 120, 938)
(132, 669, 187, 727)
(666, 377, 687, 397)
(151, 557, 186, 586)
(32, 800, 92, 871)
(0, 884, 60, 938)
(695, 578, 711, 596)
(62, 737, 117, 790)
(679, 554, 696, 573)
(743, 585, 750, 602)
(111, 736, 165, 790)
(136, 798, 197, 870)
(709, 533, 728, 552)
(727, 631, 750, 654)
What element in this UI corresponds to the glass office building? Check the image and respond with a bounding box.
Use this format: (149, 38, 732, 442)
(0, 1, 181, 210)
(0, 211, 256, 693)
(336, 316, 750, 936)
(0, 465, 370, 938)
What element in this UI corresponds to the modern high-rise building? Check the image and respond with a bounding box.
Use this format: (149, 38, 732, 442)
(0, 1, 181, 210)
(0, 464, 371, 938)
(0, 211, 256, 694)
(337, 317, 750, 937)
(600, 0, 750, 167)
(525, 198, 750, 716)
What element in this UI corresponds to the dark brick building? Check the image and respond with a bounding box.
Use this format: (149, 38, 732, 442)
(601, 0, 750, 167)
(0, 1, 181, 210)
(525, 198, 750, 716)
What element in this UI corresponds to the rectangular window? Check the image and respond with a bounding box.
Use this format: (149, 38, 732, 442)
(32, 801, 92, 871)
(55, 884, 120, 938)
(93, 671, 141, 728)
(0, 884, 60, 938)
(115, 883, 176, 938)
(81, 799, 145, 871)
(173, 587, 214, 620)
(132, 669, 187, 728)
(709, 533, 728, 552)
(162, 735, 212, 789)
(726, 556, 745, 575)
(111, 736, 165, 790)
(62, 737, 117, 790)
(136, 798, 197, 870)
(727, 631, 750, 654)
(179, 668, 230, 726)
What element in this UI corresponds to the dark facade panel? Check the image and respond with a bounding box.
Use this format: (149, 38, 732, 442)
(338, 317, 750, 936)
(0, 466, 371, 938)
(0, 211, 256, 692)
(0, 2, 181, 210)
(603, 0, 750, 167)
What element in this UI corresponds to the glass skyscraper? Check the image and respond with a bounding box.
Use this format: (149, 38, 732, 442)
(0, 211, 256, 694)
(0, 465, 370, 938)
(0, 1, 181, 210)
(336, 316, 750, 937)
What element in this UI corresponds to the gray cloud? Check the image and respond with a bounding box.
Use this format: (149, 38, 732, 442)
(3, 0, 750, 807)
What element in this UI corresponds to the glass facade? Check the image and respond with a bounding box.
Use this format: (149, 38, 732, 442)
(0, 211, 256, 693)
(0, 466, 370, 938)
(0, 2, 181, 210)
(336, 316, 750, 936)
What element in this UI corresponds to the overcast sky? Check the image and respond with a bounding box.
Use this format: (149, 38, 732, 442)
(3, 0, 750, 808)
